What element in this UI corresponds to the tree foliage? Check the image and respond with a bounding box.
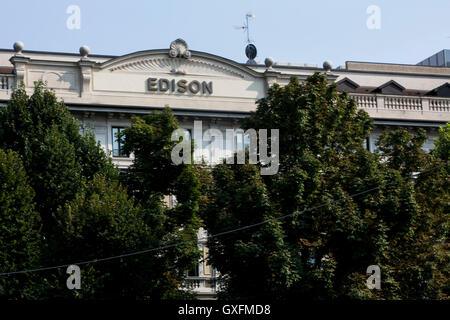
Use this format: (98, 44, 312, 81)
(0, 149, 41, 299)
(0, 77, 447, 300)
(202, 73, 449, 300)
(0, 81, 116, 237)
(0, 84, 199, 299)
(121, 108, 202, 299)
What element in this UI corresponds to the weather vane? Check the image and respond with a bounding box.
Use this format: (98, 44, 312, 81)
(234, 13, 257, 64)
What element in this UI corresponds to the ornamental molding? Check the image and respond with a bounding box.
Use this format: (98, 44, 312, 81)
(169, 38, 191, 59)
(98, 39, 263, 79)
(106, 56, 247, 79)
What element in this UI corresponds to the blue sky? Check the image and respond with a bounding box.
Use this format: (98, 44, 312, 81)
(2, 0, 450, 67)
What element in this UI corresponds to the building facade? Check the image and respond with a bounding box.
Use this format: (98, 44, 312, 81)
(1, 39, 449, 298)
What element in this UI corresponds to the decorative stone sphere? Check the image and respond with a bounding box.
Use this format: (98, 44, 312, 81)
(13, 41, 24, 54)
(79, 45, 90, 58)
(323, 60, 333, 71)
(265, 57, 275, 69)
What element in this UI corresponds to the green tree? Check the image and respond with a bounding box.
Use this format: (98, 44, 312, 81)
(46, 175, 155, 299)
(405, 124, 449, 299)
(0, 81, 116, 238)
(202, 73, 449, 300)
(0, 82, 164, 299)
(121, 107, 201, 299)
(0, 149, 41, 299)
(204, 162, 297, 299)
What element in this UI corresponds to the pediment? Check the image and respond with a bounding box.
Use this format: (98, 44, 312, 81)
(336, 77, 359, 92)
(99, 50, 260, 80)
(374, 80, 405, 94)
(426, 82, 450, 97)
(90, 39, 265, 100)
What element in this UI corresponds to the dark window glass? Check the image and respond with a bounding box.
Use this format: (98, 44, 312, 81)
(112, 127, 128, 157)
(365, 137, 371, 152)
(187, 263, 199, 277)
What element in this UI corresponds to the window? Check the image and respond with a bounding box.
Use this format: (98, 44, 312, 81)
(112, 127, 128, 157)
(187, 263, 199, 277)
(364, 137, 371, 152)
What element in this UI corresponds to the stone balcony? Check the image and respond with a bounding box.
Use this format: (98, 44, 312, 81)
(0, 75, 14, 91)
(349, 93, 450, 123)
(183, 276, 218, 300)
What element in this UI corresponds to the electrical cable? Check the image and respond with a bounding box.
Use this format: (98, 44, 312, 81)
(0, 161, 447, 276)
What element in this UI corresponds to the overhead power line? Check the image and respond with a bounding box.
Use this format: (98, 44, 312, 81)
(0, 161, 447, 277)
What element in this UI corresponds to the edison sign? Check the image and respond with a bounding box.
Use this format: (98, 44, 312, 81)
(148, 78, 213, 95)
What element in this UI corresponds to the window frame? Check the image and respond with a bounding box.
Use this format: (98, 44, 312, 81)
(111, 126, 129, 158)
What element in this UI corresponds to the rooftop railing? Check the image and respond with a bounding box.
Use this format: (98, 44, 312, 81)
(350, 93, 450, 114)
(0, 75, 13, 90)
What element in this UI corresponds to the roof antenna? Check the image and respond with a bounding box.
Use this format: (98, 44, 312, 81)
(234, 13, 257, 64)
